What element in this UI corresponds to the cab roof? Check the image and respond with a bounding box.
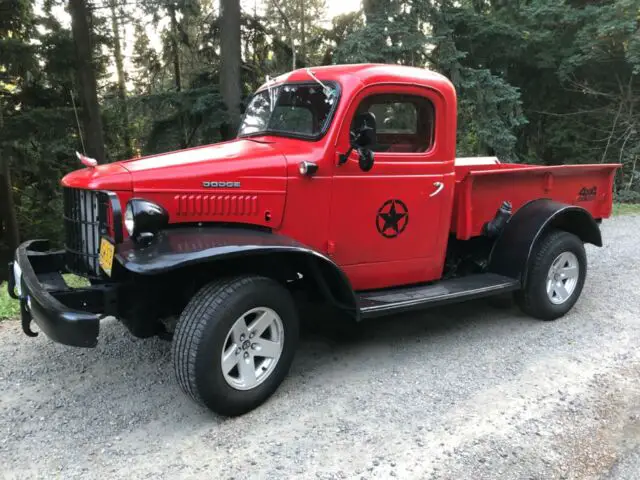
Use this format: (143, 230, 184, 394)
(260, 63, 456, 98)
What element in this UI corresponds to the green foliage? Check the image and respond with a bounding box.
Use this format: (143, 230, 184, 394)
(63, 274, 91, 288)
(0, 283, 19, 320)
(334, 0, 528, 159)
(613, 203, 640, 215)
(266, 0, 328, 68)
(616, 190, 640, 204)
(334, 0, 430, 65)
(455, 67, 526, 160)
(0, 274, 87, 321)
(136, 86, 227, 153)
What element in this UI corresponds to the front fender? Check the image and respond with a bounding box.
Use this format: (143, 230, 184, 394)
(115, 227, 358, 314)
(488, 199, 602, 285)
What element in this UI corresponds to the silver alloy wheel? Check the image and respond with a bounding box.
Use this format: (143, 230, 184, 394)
(221, 307, 284, 391)
(546, 251, 580, 305)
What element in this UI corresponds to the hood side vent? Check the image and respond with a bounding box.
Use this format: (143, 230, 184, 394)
(174, 194, 259, 217)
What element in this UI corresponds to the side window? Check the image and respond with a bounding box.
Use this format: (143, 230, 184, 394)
(369, 102, 417, 134)
(353, 94, 435, 153)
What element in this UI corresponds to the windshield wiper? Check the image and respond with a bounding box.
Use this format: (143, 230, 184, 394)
(305, 68, 335, 100)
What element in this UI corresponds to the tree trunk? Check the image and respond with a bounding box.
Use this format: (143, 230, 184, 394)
(291, 35, 296, 70)
(110, 0, 132, 158)
(168, 3, 188, 147)
(220, 0, 242, 137)
(0, 157, 19, 253)
(69, 0, 106, 161)
(0, 102, 19, 261)
(299, 0, 305, 66)
(168, 4, 182, 92)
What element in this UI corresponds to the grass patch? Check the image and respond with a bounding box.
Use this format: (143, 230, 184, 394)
(0, 282, 19, 320)
(613, 203, 640, 216)
(0, 274, 90, 321)
(63, 274, 91, 288)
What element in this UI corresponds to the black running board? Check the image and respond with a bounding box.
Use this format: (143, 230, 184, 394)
(357, 273, 520, 319)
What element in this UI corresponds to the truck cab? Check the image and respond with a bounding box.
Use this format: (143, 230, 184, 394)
(255, 66, 458, 290)
(8, 64, 619, 417)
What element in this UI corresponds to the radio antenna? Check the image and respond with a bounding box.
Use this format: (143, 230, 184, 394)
(70, 89, 86, 155)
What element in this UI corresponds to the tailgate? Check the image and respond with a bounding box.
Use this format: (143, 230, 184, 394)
(452, 164, 619, 240)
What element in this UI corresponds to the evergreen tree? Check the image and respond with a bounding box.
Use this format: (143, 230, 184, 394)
(335, 0, 527, 159)
(0, 0, 34, 268)
(266, 0, 327, 69)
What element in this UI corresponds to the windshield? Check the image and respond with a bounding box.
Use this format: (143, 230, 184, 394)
(238, 82, 339, 139)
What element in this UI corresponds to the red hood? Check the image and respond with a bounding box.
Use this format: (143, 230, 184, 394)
(61, 162, 132, 190)
(120, 138, 286, 192)
(61, 139, 288, 229)
(61, 138, 286, 192)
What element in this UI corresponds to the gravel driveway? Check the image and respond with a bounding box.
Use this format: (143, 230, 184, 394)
(2, 215, 640, 480)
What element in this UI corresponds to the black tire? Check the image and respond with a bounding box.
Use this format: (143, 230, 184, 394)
(514, 229, 587, 321)
(172, 276, 299, 416)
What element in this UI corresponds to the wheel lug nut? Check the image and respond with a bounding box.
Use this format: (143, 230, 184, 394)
(240, 334, 245, 341)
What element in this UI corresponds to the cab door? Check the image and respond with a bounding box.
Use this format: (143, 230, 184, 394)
(328, 84, 455, 291)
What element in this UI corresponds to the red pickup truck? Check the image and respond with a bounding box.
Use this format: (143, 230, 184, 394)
(8, 64, 619, 416)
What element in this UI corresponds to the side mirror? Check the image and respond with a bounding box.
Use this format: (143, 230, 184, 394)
(358, 148, 374, 172)
(338, 112, 377, 170)
(352, 112, 377, 148)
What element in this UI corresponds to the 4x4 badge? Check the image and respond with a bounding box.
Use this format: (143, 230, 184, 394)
(376, 199, 409, 238)
(577, 186, 597, 201)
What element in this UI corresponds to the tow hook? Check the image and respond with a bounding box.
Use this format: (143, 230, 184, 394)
(20, 297, 38, 338)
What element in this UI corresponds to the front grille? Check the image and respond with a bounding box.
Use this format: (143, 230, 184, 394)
(63, 188, 109, 278)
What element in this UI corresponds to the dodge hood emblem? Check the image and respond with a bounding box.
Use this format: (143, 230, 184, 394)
(203, 181, 241, 188)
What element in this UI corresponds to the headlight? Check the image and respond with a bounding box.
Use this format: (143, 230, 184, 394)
(124, 199, 169, 243)
(124, 203, 135, 236)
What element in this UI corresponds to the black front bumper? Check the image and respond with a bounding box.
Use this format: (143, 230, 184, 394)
(8, 240, 117, 348)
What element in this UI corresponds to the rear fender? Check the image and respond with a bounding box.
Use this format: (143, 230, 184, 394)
(115, 227, 358, 317)
(488, 199, 601, 286)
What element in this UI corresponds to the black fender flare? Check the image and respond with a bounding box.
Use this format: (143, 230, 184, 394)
(115, 227, 358, 317)
(488, 199, 602, 286)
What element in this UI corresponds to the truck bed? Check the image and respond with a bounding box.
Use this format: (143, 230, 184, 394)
(451, 157, 619, 240)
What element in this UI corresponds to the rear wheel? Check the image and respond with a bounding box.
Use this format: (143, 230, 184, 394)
(515, 229, 587, 321)
(172, 276, 299, 416)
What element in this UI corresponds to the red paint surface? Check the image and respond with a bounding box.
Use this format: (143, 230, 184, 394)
(450, 163, 619, 240)
(60, 64, 620, 291)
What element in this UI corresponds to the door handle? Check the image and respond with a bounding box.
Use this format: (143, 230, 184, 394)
(430, 182, 444, 197)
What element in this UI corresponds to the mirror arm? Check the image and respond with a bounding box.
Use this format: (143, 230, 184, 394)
(338, 145, 355, 166)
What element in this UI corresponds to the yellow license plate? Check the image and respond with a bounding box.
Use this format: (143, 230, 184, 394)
(99, 237, 115, 277)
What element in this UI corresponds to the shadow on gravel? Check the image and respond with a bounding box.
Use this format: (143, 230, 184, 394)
(4, 295, 536, 430)
(301, 296, 529, 348)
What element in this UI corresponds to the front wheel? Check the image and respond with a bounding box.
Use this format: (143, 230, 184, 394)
(172, 276, 299, 416)
(515, 229, 587, 321)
